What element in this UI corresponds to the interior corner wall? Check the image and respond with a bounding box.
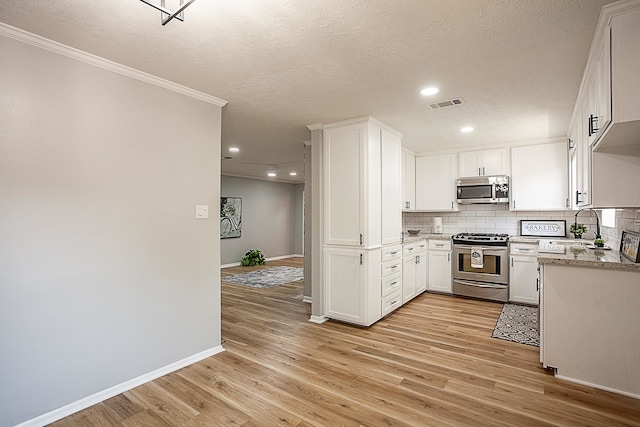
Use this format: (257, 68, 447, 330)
(220, 176, 303, 265)
(0, 35, 222, 426)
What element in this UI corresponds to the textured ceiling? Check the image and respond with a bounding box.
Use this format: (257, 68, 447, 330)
(0, 0, 616, 183)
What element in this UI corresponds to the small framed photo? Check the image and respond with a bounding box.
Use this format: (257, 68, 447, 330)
(620, 230, 640, 263)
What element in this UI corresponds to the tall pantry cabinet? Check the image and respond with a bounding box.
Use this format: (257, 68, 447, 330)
(323, 117, 403, 326)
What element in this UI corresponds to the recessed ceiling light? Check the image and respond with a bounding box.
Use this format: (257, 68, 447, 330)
(229, 147, 240, 153)
(460, 126, 474, 133)
(289, 172, 297, 176)
(267, 172, 277, 177)
(420, 87, 439, 96)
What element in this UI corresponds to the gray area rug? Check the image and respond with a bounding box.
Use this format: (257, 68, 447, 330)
(491, 303, 540, 347)
(223, 266, 303, 289)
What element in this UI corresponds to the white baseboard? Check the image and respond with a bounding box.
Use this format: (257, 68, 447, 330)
(309, 315, 327, 324)
(302, 296, 312, 304)
(221, 254, 303, 269)
(17, 346, 225, 427)
(554, 374, 640, 400)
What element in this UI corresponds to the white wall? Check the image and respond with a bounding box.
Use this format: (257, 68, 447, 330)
(220, 176, 303, 265)
(0, 34, 223, 426)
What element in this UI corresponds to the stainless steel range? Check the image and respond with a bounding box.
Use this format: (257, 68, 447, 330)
(451, 232, 509, 302)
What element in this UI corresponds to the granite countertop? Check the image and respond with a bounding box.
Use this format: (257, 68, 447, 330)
(403, 233, 452, 243)
(538, 247, 640, 272)
(509, 236, 540, 244)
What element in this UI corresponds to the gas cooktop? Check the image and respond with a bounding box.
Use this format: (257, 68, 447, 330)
(452, 232, 509, 246)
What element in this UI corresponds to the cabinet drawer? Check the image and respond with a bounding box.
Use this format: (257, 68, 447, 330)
(510, 243, 538, 256)
(403, 242, 417, 256)
(381, 245, 402, 262)
(429, 240, 451, 251)
(381, 290, 402, 317)
(381, 260, 402, 277)
(416, 239, 427, 252)
(381, 273, 402, 297)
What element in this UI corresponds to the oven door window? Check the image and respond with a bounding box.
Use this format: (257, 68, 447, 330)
(458, 185, 492, 200)
(457, 253, 502, 275)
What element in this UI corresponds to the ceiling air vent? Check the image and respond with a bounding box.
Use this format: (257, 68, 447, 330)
(428, 97, 465, 109)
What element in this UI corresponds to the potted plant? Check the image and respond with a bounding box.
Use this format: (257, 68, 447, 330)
(241, 249, 266, 266)
(570, 223, 587, 239)
(593, 238, 605, 248)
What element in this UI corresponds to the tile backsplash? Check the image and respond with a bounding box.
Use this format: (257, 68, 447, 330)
(403, 205, 640, 249)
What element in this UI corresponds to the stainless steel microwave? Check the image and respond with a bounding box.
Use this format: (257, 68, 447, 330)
(456, 175, 509, 204)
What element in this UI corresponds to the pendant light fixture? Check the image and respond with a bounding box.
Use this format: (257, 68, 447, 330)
(139, 0, 196, 26)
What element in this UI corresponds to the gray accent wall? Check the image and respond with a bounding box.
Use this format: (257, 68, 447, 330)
(0, 35, 222, 426)
(221, 176, 304, 265)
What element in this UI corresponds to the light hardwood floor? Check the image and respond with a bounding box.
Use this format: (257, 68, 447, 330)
(51, 257, 640, 426)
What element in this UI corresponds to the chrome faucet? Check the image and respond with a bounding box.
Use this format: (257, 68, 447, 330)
(574, 208, 601, 239)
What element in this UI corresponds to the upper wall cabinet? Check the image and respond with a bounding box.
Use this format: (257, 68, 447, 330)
(323, 117, 403, 247)
(586, 2, 640, 154)
(511, 142, 569, 211)
(415, 153, 459, 211)
(458, 148, 507, 177)
(568, 0, 640, 208)
(401, 150, 416, 210)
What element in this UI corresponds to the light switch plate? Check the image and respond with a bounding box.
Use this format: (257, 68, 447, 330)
(196, 204, 209, 219)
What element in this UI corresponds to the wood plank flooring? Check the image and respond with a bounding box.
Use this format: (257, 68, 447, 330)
(51, 257, 640, 426)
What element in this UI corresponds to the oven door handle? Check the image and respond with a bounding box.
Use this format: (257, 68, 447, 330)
(455, 247, 506, 255)
(453, 279, 507, 289)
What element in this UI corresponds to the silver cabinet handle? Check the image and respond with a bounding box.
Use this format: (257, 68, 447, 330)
(478, 167, 481, 176)
(482, 167, 485, 175)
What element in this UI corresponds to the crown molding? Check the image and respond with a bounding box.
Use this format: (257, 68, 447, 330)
(0, 23, 228, 107)
(306, 123, 324, 131)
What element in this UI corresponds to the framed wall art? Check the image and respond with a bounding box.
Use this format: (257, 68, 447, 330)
(220, 197, 242, 239)
(520, 220, 566, 237)
(620, 230, 640, 263)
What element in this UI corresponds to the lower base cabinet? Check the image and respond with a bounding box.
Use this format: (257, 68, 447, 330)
(427, 240, 452, 293)
(509, 242, 539, 305)
(324, 247, 381, 326)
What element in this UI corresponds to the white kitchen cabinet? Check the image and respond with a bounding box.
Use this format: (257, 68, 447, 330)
(570, 2, 640, 208)
(415, 154, 458, 211)
(427, 240, 452, 294)
(509, 243, 539, 305)
(401, 150, 416, 210)
(589, 4, 640, 154)
(402, 244, 417, 303)
(459, 148, 507, 177)
(323, 117, 403, 248)
(324, 247, 381, 326)
(322, 117, 403, 326)
(510, 141, 569, 211)
(568, 97, 592, 208)
(415, 240, 428, 294)
(381, 129, 403, 244)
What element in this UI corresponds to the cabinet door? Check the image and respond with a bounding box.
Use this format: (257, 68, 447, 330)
(415, 251, 427, 294)
(415, 154, 458, 211)
(428, 250, 452, 293)
(324, 124, 363, 246)
(481, 148, 507, 176)
(509, 256, 539, 305)
(459, 151, 481, 177)
(510, 142, 568, 211)
(402, 256, 416, 303)
(324, 248, 364, 324)
(381, 129, 402, 245)
(401, 151, 416, 210)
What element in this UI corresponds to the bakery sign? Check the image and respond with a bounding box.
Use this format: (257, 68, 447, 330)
(520, 220, 566, 237)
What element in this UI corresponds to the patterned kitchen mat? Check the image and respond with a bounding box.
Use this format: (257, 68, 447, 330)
(491, 303, 540, 347)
